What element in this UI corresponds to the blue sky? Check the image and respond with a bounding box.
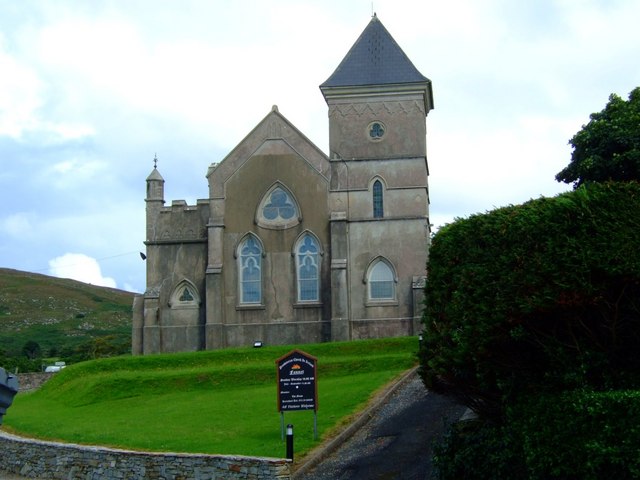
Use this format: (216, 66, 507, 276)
(1, 0, 639, 292)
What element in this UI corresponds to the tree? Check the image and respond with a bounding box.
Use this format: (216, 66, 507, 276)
(22, 340, 42, 360)
(556, 87, 640, 188)
(73, 335, 128, 361)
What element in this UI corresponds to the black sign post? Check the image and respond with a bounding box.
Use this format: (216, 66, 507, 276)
(276, 349, 318, 440)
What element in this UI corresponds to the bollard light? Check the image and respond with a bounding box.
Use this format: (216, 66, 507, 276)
(286, 424, 294, 461)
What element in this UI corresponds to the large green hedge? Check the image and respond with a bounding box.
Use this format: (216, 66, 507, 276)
(512, 389, 640, 479)
(434, 390, 640, 480)
(419, 182, 640, 419)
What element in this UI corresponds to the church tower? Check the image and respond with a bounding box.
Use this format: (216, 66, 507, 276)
(321, 14, 433, 340)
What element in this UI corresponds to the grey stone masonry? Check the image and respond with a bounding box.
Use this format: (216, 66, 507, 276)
(15, 373, 54, 392)
(0, 430, 291, 480)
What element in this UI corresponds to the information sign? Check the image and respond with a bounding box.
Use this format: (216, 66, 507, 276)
(276, 349, 317, 412)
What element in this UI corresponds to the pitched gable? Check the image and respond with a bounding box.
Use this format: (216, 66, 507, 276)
(207, 106, 330, 197)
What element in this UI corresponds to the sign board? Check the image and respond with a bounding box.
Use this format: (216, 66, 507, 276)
(276, 349, 317, 412)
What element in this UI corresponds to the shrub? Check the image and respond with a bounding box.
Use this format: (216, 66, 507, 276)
(0, 356, 42, 373)
(511, 389, 640, 479)
(433, 419, 526, 480)
(419, 182, 640, 419)
(434, 389, 640, 480)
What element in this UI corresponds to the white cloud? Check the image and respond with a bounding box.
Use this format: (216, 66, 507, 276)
(0, 38, 43, 139)
(48, 253, 117, 288)
(2, 212, 35, 238)
(47, 158, 107, 189)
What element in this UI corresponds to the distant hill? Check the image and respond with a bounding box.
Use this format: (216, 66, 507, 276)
(0, 268, 134, 357)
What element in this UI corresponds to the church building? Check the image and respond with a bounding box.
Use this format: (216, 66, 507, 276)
(132, 15, 434, 354)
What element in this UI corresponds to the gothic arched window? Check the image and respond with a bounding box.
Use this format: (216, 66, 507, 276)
(367, 258, 396, 301)
(296, 234, 320, 302)
(373, 180, 384, 218)
(169, 279, 200, 309)
(238, 235, 263, 304)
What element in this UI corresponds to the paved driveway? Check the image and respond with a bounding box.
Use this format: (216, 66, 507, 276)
(296, 374, 466, 480)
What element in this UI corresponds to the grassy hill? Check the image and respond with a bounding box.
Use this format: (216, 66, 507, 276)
(6, 337, 419, 458)
(0, 268, 134, 358)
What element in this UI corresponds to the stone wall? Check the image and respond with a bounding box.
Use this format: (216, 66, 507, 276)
(16, 372, 54, 392)
(0, 430, 291, 480)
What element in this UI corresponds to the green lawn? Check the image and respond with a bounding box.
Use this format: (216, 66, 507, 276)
(5, 337, 418, 458)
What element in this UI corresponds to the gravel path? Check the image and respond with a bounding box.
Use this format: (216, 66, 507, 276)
(295, 374, 466, 480)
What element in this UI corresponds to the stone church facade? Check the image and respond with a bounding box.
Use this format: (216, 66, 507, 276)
(132, 15, 434, 354)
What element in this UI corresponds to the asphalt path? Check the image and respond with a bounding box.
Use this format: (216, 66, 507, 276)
(295, 374, 466, 480)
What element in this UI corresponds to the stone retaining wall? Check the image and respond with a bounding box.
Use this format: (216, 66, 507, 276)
(0, 430, 291, 479)
(16, 372, 54, 392)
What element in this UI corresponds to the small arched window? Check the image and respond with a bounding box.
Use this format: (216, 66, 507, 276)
(367, 259, 396, 301)
(169, 279, 200, 309)
(238, 235, 262, 304)
(373, 180, 383, 218)
(296, 234, 320, 302)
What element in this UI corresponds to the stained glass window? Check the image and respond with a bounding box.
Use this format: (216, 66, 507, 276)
(373, 180, 383, 218)
(369, 122, 385, 139)
(170, 281, 199, 308)
(263, 187, 296, 221)
(179, 288, 194, 302)
(296, 234, 320, 302)
(239, 236, 262, 304)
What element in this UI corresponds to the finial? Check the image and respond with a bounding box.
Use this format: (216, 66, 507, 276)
(153, 153, 158, 169)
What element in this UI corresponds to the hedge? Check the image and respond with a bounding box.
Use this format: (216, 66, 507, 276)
(434, 389, 640, 480)
(512, 389, 640, 479)
(419, 182, 640, 419)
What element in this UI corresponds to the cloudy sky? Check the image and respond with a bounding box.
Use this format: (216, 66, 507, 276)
(1, 0, 638, 293)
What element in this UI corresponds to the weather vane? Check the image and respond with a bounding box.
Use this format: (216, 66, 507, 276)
(153, 153, 158, 169)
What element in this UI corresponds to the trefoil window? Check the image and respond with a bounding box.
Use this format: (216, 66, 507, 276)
(369, 121, 385, 139)
(256, 183, 301, 229)
(264, 187, 296, 221)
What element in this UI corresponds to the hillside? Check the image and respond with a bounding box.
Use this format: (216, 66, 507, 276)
(0, 268, 134, 358)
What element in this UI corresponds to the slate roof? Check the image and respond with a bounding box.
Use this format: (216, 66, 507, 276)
(146, 166, 164, 182)
(321, 14, 430, 88)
